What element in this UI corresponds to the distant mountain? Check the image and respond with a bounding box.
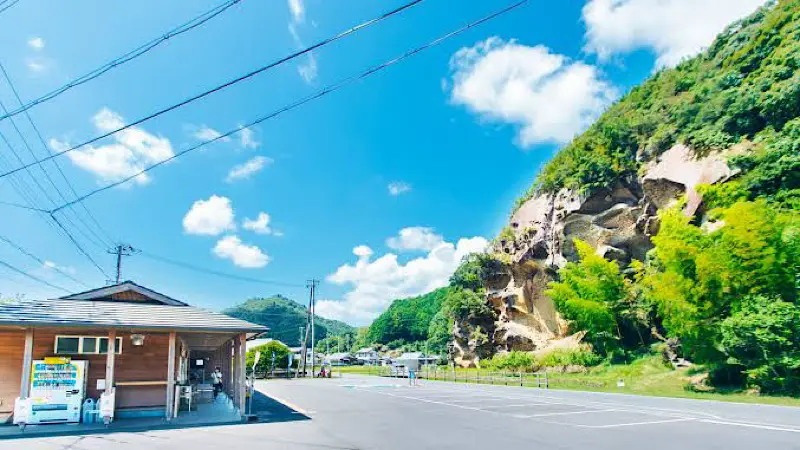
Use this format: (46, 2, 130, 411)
(225, 295, 354, 345)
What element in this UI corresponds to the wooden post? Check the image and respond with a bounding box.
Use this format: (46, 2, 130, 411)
(165, 332, 176, 420)
(238, 334, 246, 415)
(19, 329, 34, 399)
(105, 330, 116, 393)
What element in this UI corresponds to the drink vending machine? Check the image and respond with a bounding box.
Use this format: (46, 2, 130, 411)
(27, 358, 88, 424)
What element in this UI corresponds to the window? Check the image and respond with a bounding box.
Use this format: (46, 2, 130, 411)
(55, 336, 122, 355)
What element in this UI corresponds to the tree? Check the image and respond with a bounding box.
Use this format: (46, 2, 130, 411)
(721, 295, 800, 394)
(643, 200, 800, 362)
(545, 240, 629, 353)
(246, 340, 290, 373)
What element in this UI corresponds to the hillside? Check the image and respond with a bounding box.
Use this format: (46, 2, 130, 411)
(444, 0, 799, 395)
(225, 295, 354, 345)
(364, 287, 449, 349)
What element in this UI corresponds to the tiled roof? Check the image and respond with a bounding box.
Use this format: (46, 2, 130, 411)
(0, 298, 267, 333)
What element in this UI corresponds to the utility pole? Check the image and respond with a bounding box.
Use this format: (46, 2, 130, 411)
(306, 279, 319, 377)
(107, 244, 139, 284)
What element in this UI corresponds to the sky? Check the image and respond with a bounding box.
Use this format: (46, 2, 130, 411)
(0, 0, 767, 326)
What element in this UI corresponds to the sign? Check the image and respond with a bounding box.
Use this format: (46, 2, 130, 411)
(43, 356, 70, 364)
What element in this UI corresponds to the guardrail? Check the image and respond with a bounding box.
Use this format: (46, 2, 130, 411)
(361, 366, 551, 389)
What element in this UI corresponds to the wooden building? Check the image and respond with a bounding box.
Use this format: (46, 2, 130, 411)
(0, 281, 266, 424)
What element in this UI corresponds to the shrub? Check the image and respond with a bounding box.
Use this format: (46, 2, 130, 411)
(537, 347, 602, 368)
(484, 351, 536, 372)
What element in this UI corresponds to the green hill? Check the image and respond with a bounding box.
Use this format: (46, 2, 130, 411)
(225, 295, 354, 345)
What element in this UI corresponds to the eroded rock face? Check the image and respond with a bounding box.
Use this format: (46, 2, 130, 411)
(451, 144, 739, 367)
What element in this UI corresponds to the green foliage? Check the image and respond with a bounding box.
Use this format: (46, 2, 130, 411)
(720, 295, 800, 394)
(642, 201, 800, 362)
(425, 308, 452, 356)
(449, 253, 505, 292)
(512, 0, 800, 211)
(366, 288, 449, 345)
(484, 351, 536, 372)
(246, 340, 290, 372)
(537, 347, 603, 368)
(545, 240, 631, 353)
(442, 287, 493, 322)
(225, 295, 354, 345)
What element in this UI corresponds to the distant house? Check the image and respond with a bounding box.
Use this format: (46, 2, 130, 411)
(325, 352, 356, 366)
(395, 352, 438, 371)
(355, 347, 379, 365)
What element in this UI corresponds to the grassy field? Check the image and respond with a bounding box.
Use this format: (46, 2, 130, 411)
(335, 357, 800, 407)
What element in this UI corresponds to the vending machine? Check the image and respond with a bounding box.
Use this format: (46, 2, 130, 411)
(27, 358, 88, 424)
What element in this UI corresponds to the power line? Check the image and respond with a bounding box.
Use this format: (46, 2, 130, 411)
(0, 0, 244, 122)
(0, 98, 109, 250)
(0, 0, 426, 180)
(0, 61, 116, 247)
(0, 257, 71, 294)
(139, 250, 305, 288)
(51, 0, 528, 212)
(49, 212, 110, 279)
(0, 233, 89, 288)
(0, 0, 20, 16)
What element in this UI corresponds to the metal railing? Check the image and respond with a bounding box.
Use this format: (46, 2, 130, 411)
(364, 365, 550, 389)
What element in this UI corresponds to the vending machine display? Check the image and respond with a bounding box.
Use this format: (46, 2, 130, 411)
(28, 358, 88, 424)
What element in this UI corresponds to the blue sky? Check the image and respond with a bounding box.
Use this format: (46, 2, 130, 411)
(0, 0, 766, 325)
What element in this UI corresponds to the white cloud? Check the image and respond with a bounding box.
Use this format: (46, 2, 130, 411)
(238, 126, 260, 149)
(225, 156, 272, 183)
(316, 233, 489, 325)
(183, 195, 236, 236)
(42, 260, 76, 275)
(288, 9, 317, 84)
(386, 227, 444, 252)
(28, 37, 45, 50)
(288, 0, 304, 23)
(388, 181, 412, 196)
(448, 37, 617, 146)
(213, 235, 270, 268)
(26, 58, 50, 74)
(298, 53, 318, 84)
(50, 108, 174, 186)
(583, 0, 767, 68)
(192, 125, 230, 142)
(242, 212, 280, 235)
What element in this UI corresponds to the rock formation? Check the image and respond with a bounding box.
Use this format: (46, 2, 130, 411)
(452, 144, 741, 367)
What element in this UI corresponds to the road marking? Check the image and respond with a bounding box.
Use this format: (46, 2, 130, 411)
(516, 408, 618, 418)
(700, 419, 800, 434)
(578, 418, 696, 429)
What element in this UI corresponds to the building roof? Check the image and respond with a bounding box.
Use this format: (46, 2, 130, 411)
(356, 347, 377, 354)
(0, 298, 267, 333)
(59, 280, 188, 306)
(326, 352, 353, 360)
(398, 352, 425, 359)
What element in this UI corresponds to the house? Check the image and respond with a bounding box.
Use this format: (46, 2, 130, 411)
(355, 347, 379, 365)
(325, 352, 356, 366)
(0, 281, 266, 426)
(395, 352, 438, 371)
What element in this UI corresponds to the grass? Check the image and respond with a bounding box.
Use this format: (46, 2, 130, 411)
(335, 357, 800, 407)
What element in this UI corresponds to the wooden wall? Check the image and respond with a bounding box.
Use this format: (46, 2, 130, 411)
(0, 331, 24, 414)
(30, 329, 172, 408)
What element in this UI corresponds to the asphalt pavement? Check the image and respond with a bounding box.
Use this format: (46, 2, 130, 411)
(4, 373, 800, 449)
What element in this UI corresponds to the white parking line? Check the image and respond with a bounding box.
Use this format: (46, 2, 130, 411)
(700, 420, 800, 434)
(516, 408, 618, 418)
(579, 418, 696, 429)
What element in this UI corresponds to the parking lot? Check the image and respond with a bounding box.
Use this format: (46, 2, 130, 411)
(6, 375, 800, 449)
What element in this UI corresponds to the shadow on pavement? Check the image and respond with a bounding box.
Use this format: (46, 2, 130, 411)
(0, 391, 309, 441)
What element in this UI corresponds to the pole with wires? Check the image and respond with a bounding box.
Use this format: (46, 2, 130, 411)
(107, 244, 139, 284)
(307, 279, 319, 377)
